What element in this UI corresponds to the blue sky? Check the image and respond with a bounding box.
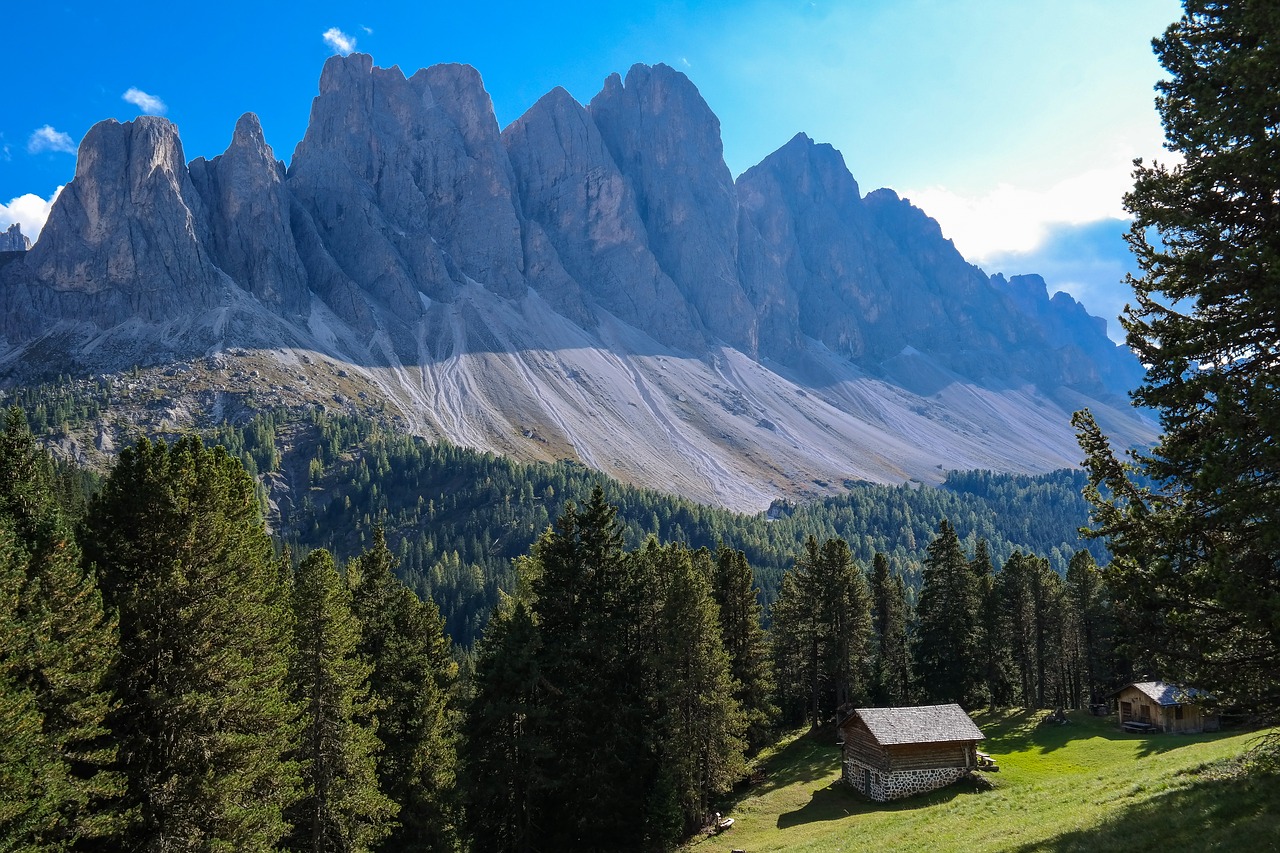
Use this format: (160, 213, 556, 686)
(3, 0, 1181, 338)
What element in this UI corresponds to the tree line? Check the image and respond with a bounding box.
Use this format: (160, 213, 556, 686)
(0, 403, 1137, 850)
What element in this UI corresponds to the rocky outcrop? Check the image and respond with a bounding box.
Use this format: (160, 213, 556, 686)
(0, 223, 30, 252)
(189, 113, 310, 318)
(3, 116, 225, 337)
(503, 86, 704, 348)
(589, 64, 757, 353)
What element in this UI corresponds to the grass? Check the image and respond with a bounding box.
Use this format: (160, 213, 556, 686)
(688, 710, 1280, 852)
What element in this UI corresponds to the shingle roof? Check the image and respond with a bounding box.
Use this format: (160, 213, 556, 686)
(1125, 681, 1214, 706)
(851, 704, 985, 746)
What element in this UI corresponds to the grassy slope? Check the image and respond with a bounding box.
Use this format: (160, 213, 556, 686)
(691, 710, 1279, 852)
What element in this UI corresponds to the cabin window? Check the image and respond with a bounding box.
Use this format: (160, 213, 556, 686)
(1175, 706, 1183, 721)
(1120, 700, 1132, 719)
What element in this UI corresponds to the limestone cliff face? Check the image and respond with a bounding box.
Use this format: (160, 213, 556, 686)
(288, 53, 526, 325)
(0, 54, 1150, 504)
(189, 113, 309, 318)
(0, 223, 30, 252)
(589, 64, 757, 353)
(8, 116, 224, 332)
(502, 85, 703, 349)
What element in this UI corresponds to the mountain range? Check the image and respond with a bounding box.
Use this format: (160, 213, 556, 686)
(0, 54, 1155, 511)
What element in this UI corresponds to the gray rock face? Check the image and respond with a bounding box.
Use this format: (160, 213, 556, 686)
(503, 86, 703, 349)
(0, 223, 30, 252)
(589, 64, 757, 353)
(189, 113, 310, 318)
(0, 54, 1146, 492)
(288, 54, 526, 327)
(6, 116, 224, 335)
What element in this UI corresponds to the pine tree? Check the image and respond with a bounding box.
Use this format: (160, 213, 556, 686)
(528, 487, 659, 850)
(83, 436, 298, 851)
(1076, 0, 1280, 724)
(648, 543, 745, 841)
(349, 529, 458, 853)
(461, 597, 546, 853)
(287, 549, 395, 853)
(914, 520, 982, 707)
(868, 553, 913, 706)
(0, 407, 122, 849)
(970, 541, 1014, 709)
(709, 546, 776, 752)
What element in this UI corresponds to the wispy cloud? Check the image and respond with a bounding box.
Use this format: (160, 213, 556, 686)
(360, 25, 373, 35)
(902, 149, 1139, 263)
(123, 87, 167, 115)
(27, 126, 76, 155)
(0, 186, 64, 242)
(322, 27, 357, 55)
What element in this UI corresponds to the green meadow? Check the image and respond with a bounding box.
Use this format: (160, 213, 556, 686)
(690, 711, 1279, 852)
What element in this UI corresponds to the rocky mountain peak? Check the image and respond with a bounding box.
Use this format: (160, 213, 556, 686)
(0, 223, 30, 252)
(588, 62, 757, 352)
(0, 55, 1153, 509)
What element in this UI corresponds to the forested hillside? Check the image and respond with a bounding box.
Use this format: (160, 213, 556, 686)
(2, 384, 1103, 646)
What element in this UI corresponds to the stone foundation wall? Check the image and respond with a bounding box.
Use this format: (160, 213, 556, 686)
(844, 759, 969, 802)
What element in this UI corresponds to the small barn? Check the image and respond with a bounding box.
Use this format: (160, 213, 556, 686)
(838, 704, 985, 802)
(1114, 681, 1218, 733)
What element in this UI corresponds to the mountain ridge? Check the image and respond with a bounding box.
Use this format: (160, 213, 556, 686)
(0, 54, 1155, 511)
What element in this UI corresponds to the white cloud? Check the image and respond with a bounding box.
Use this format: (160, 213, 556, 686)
(27, 125, 77, 155)
(122, 87, 167, 115)
(0, 186, 64, 243)
(322, 27, 357, 55)
(360, 25, 373, 34)
(901, 148, 1139, 263)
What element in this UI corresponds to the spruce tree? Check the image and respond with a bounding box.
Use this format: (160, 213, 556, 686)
(0, 525, 56, 848)
(868, 553, 913, 706)
(649, 543, 745, 841)
(461, 597, 546, 853)
(914, 520, 982, 707)
(1076, 0, 1280, 724)
(0, 407, 122, 849)
(1065, 550, 1115, 705)
(287, 549, 395, 853)
(83, 436, 298, 851)
(528, 487, 660, 850)
(769, 536, 872, 727)
(709, 546, 776, 752)
(970, 541, 1014, 709)
(350, 529, 458, 852)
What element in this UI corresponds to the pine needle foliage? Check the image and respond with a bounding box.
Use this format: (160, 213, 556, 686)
(83, 436, 298, 851)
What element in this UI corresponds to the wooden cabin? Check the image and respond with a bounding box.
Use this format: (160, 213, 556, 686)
(1113, 681, 1218, 733)
(838, 704, 985, 802)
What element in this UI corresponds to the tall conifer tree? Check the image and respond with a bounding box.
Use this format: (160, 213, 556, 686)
(350, 530, 458, 852)
(287, 548, 395, 853)
(529, 487, 658, 850)
(0, 407, 122, 850)
(83, 436, 297, 851)
(649, 544, 745, 841)
(868, 553, 913, 706)
(914, 520, 982, 707)
(461, 597, 546, 853)
(709, 546, 776, 752)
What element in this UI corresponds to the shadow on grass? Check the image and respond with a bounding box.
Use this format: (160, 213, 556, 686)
(776, 773, 988, 829)
(751, 731, 842, 795)
(976, 708, 1235, 758)
(1007, 764, 1280, 852)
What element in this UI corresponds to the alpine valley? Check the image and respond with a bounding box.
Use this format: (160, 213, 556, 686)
(0, 54, 1155, 512)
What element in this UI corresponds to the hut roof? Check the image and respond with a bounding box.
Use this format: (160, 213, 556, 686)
(1118, 681, 1214, 706)
(850, 704, 984, 746)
